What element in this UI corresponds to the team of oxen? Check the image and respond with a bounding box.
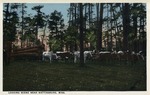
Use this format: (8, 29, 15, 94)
(3, 42, 145, 65)
(42, 50, 145, 64)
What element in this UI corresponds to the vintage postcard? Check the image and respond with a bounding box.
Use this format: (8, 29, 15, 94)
(0, 0, 149, 95)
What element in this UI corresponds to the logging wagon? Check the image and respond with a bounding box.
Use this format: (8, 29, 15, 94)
(11, 45, 44, 61)
(3, 41, 44, 65)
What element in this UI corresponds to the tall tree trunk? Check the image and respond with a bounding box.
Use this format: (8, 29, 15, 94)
(79, 3, 84, 66)
(35, 10, 40, 44)
(4, 3, 9, 26)
(3, 3, 9, 43)
(88, 3, 91, 27)
(122, 3, 130, 51)
(3, 3, 10, 65)
(90, 4, 93, 23)
(21, 4, 24, 48)
(110, 4, 113, 51)
(113, 4, 122, 51)
(69, 4, 72, 27)
(133, 12, 137, 52)
(96, 3, 103, 51)
(141, 13, 146, 55)
(112, 5, 119, 51)
(119, 4, 123, 50)
(71, 3, 74, 26)
(106, 4, 109, 50)
(99, 3, 103, 51)
(96, 3, 99, 51)
(75, 4, 77, 26)
(42, 21, 47, 44)
(84, 4, 87, 30)
(74, 4, 77, 51)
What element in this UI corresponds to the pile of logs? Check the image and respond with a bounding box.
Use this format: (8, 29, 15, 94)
(11, 45, 44, 61)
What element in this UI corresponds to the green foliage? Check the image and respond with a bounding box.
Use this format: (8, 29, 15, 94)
(3, 3, 146, 52)
(3, 3, 20, 42)
(48, 37, 61, 52)
(48, 10, 65, 51)
(64, 26, 78, 45)
(23, 18, 36, 44)
(48, 10, 64, 33)
(85, 29, 96, 49)
(32, 5, 45, 41)
(101, 3, 146, 51)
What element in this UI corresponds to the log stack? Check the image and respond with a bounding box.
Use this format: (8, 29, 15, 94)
(11, 45, 44, 61)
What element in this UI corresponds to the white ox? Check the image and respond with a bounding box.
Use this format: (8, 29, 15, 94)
(42, 51, 59, 63)
(74, 51, 93, 63)
(136, 51, 145, 61)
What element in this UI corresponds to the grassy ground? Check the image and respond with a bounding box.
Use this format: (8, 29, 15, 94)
(3, 60, 146, 91)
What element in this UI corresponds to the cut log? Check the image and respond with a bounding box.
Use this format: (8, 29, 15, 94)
(10, 45, 44, 61)
(13, 48, 40, 54)
(13, 45, 43, 52)
(11, 52, 39, 57)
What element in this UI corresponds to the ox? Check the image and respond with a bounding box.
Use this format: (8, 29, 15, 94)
(42, 51, 59, 63)
(74, 51, 93, 63)
(56, 51, 73, 60)
(116, 50, 145, 63)
(95, 51, 111, 62)
(137, 51, 145, 61)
